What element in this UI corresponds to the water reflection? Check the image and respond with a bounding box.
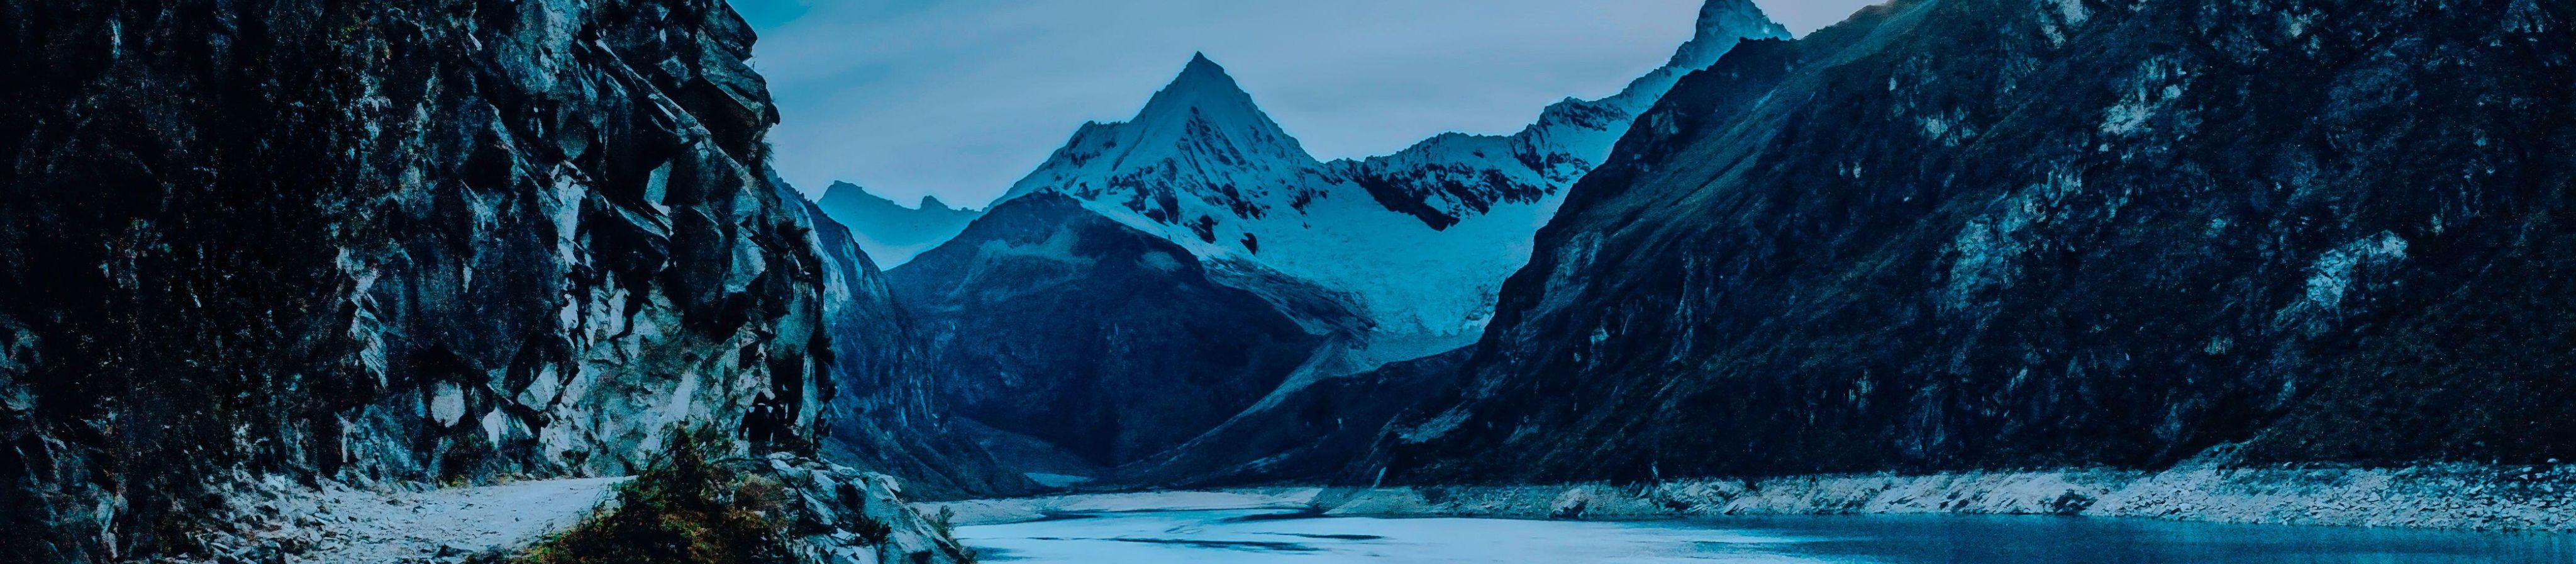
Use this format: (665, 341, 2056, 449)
(955, 509, 2576, 563)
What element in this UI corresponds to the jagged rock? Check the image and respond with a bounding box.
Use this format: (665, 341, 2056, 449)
(738, 454, 972, 564)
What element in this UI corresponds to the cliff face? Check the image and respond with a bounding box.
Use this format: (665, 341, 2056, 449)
(0, 0, 847, 560)
(1377, 0, 2576, 485)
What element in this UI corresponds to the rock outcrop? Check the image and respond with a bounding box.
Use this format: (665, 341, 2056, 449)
(749, 454, 976, 564)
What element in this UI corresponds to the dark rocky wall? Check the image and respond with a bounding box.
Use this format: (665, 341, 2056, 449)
(1374, 0, 2576, 485)
(0, 0, 850, 560)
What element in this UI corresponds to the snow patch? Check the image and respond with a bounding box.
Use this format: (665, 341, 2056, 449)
(2280, 231, 2409, 329)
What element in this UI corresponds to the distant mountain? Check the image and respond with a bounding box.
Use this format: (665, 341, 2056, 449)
(985, 1, 1789, 352)
(813, 181, 982, 267)
(893, 0, 1794, 484)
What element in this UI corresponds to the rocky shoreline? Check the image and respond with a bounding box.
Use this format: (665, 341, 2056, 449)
(933, 463, 2576, 533)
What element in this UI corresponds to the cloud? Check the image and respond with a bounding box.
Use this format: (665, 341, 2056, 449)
(745, 0, 1880, 206)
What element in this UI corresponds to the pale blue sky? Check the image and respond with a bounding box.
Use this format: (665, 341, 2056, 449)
(736, 1, 1883, 206)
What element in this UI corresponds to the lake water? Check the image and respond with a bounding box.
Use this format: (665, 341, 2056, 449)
(956, 509, 2576, 563)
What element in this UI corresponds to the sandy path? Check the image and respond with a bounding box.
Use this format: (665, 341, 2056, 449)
(291, 477, 629, 563)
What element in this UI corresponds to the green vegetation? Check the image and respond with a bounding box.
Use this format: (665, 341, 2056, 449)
(511, 427, 796, 564)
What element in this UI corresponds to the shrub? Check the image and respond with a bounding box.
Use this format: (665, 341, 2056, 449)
(513, 426, 794, 564)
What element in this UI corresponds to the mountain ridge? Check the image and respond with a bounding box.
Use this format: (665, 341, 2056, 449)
(887, 0, 1798, 487)
(1368, 0, 2576, 485)
(815, 181, 984, 267)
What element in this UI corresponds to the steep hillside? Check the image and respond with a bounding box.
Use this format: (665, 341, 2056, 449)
(0, 0, 960, 560)
(888, 193, 1325, 469)
(1375, 0, 2576, 485)
(1113, 347, 1472, 488)
(805, 200, 1033, 499)
(813, 181, 982, 268)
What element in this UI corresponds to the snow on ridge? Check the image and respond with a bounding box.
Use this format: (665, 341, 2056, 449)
(967, 1, 1791, 351)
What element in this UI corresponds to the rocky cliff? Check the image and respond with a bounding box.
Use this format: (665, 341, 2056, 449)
(1375, 0, 2576, 485)
(0, 0, 928, 560)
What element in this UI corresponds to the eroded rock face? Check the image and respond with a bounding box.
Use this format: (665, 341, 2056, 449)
(1376, 0, 2576, 485)
(0, 0, 843, 560)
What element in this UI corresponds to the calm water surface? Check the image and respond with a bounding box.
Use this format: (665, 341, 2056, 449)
(955, 509, 2576, 563)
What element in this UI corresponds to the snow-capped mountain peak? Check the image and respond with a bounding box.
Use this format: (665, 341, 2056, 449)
(965, 1, 1792, 358)
(999, 54, 1323, 237)
(1129, 54, 1302, 152)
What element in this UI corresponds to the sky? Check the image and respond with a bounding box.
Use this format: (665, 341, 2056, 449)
(737, 0, 1883, 208)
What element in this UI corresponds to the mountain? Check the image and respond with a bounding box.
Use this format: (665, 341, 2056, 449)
(813, 181, 983, 267)
(990, 0, 1791, 353)
(996, 53, 1326, 228)
(887, 193, 1326, 468)
(1370, 0, 2576, 486)
(1113, 347, 1473, 488)
(893, 0, 1794, 483)
(803, 197, 1034, 499)
(0, 0, 966, 561)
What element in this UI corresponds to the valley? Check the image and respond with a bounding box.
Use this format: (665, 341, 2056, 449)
(3, 0, 2570, 561)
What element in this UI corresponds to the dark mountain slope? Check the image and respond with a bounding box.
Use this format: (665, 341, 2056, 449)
(1375, 0, 2576, 485)
(1115, 347, 1472, 489)
(806, 199, 1033, 499)
(888, 193, 1326, 468)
